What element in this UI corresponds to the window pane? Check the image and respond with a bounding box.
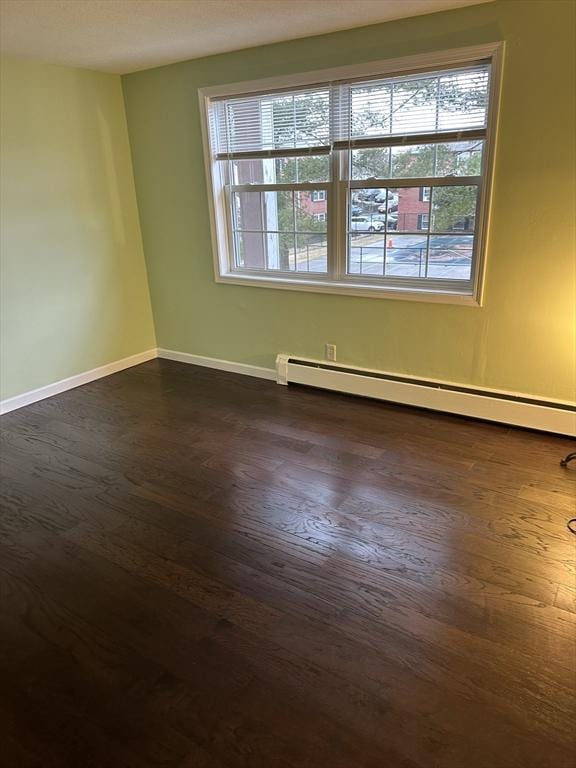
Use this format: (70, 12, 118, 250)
(391, 145, 435, 178)
(431, 186, 478, 232)
(349, 213, 387, 232)
(234, 230, 302, 271)
(348, 233, 385, 275)
(435, 141, 483, 176)
(232, 191, 263, 232)
(427, 234, 474, 280)
(231, 189, 328, 273)
(295, 234, 328, 273)
(229, 155, 329, 184)
(268, 232, 296, 270)
(295, 190, 327, 233)
(234, 230, 272, 270)
(234, 230, 246, 268)
(232, 190, 293, 232)
(348, 189, 386, 275)
(229, 158, 275, 185)
(389, 187, 430, 232)
(349, 187, 433, 233)
(385, 234, 427, 277)
(350, 188, 389, 223)
(351, 148, 391, 180)
(390, 142, 483, 178)
(349, 141, 484, 181)
(277, 156, 330, 183)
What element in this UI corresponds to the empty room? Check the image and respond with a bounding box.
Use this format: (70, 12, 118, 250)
(1, 0, 575, 766)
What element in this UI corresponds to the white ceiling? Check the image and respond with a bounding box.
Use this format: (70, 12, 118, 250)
(0, 0, 493, 75)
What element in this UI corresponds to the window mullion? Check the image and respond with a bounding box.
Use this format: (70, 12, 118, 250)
(330, 83, 349, 281)
(331, 156, 348, 281)
(325, 155, 338, 281)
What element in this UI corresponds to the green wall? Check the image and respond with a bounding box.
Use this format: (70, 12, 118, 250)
(122, 0, 575, 402)
(0, 57, 156, 401)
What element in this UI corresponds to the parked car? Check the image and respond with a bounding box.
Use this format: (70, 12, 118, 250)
(350, 216, 385, 233)
(370, 212, 398, 230)
(378, 202, 398, 214)
(356, 189, 378, 202)
(386, 213, 398, 230)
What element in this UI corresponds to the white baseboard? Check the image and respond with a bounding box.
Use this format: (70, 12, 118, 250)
(3, 344, 573, 436)
(157, 348, 276, 381)
(0, 348, 158, 415)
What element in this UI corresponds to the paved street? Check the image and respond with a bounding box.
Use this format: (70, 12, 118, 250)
(292, 233, 473, 279)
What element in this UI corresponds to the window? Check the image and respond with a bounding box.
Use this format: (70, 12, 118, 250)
(201, 44, 501, 302)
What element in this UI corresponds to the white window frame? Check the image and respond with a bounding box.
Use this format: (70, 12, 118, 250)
(311, 190, 327, 202)
(199, 43, 503, 305)
(417, 213, 430, 231)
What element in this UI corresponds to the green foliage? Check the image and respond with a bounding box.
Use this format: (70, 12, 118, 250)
(432, 186, 476, 231)
(351, 142, 482, 180)
(276, 203, 326, 234)
(275, 156, 329, 184)
(351, 148, 390, 179)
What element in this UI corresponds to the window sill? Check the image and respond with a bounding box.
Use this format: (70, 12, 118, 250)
(215, 271, 481, 305)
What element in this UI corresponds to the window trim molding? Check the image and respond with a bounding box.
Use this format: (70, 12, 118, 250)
(199, 42, 504, 305)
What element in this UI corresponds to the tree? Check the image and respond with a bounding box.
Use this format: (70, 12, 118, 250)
(430, 185, 476, 232)
(274, 155, 328, 184)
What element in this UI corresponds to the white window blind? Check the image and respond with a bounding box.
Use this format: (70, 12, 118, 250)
(212, 85, 331, 158)
(203, 48, 500, 301)
(211, 64, 490, 154)
(333, 64, 490, 147)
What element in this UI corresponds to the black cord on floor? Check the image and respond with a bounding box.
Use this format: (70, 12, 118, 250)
(560, 451, 576, 468)
(560, 453, 576, 534)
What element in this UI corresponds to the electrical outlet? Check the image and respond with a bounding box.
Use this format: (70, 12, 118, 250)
(325, 344, 337, 362)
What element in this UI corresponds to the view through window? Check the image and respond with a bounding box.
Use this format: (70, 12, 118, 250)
(204, 49, 499, 299)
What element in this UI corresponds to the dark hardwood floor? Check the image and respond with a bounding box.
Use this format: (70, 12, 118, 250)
(1, 359, 574, 768)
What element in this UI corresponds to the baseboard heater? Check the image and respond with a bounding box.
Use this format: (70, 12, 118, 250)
(276, 355, 576, 436)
